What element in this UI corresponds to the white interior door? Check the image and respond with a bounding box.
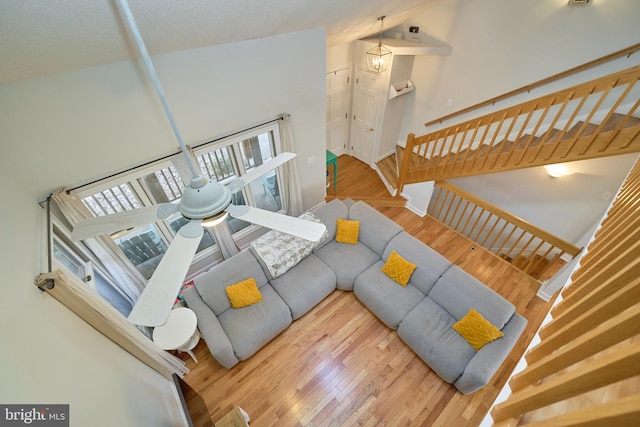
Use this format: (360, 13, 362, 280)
(326, 68, 350, 156)
(350, 69, 379, 165)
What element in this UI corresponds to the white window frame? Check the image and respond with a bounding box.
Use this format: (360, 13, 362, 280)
(67, 121, 286, 281)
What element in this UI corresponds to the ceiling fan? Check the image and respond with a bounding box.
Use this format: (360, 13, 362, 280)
(70, 0, 326, 327)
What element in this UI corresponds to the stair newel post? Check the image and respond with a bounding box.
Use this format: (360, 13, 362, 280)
(397, 133, 415, 194)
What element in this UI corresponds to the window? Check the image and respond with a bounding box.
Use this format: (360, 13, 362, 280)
(71, 122, 285, 281)
(52, 233, 135, 317)
(194, 126, 284, 234)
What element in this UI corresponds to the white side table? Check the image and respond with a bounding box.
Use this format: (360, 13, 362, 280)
(153, 307, 200, 363)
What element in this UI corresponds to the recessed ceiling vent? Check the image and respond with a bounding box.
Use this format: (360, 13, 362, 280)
(568, 0, 591, 5)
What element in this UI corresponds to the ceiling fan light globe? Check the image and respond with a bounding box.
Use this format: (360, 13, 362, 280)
(201, 211, 229, 227)
(179, 177, 232, 220)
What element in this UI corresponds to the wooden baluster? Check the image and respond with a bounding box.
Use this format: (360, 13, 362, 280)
(496, 224, 518, 256)
(479, 112, 508, 171)
(448, 123, 471, 175)
(603, 95, 640, 151)
(467, 208, 488, 241)
(479, 215, 501, 247)
(492, 341, 640, 423)
(453, 199, 471, 231)
(504, 106, 536, 167)
(469, 117, 495, 171)
(435, 188, 451, 220)
(460, 204, 479, 236)
(447, 194, 464, 227)
(442, 192, 460, 226)
(473, 211, 495, 242)
(522, 240, 545, 274)
(490, 109, 521, 170)
(460, 119, 484, 172)
(503, 229, 527, 261)
(529, 92, 574, 164)
(515, 100, 553, 165)
(510, 304, 640, 392)
(486, 220, 510, 253)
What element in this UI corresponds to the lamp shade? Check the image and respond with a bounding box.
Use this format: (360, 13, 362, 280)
(366, 44, 392, 73)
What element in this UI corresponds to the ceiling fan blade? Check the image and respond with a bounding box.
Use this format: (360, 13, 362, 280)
(226, 152, 297, 192)
(157, 202, 180, 220)
(71, 205, 161, 241)
(127, 221, 203, 327)
(227, 205, 326, 242)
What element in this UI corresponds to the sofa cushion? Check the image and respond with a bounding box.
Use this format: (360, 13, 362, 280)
(336, 218, 360, 244)
(452, 309, 504, 351)
(348, 201, 402, 256)
(310, 199, 349, 249)
(250, 212, 328, 279)
(193, 249, 269, 316)
(398, 297, 476, 383)
(381, 250, 417, 286)
(429, 265, 515, 330)
(354, 260, 426, 330)
(226, 278, 263, 308)
(218, 284, 292, 361)
(269, 254, 336, 320)
(314, 240, 379, 291)
(383, 232, 451, 295)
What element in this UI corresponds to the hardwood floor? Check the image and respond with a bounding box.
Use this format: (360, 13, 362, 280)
(179, 155, 553, 426)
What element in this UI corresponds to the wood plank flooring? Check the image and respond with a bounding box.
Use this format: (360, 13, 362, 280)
(178, 155, 554, 426)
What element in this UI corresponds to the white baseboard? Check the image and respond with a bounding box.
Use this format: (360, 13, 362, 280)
(373, 164, 397, 196)
(400, 191, 426, 217)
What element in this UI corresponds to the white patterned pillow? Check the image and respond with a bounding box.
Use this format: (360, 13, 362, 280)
(250, 212, 328, 278)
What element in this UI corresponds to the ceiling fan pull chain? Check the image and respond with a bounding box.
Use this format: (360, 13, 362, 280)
(116, 0, 200, 179)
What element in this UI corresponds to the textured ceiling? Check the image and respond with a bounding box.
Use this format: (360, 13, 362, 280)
(0, 0, 441, 83)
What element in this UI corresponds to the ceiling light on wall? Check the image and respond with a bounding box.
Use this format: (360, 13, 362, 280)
(568, 0, 591, 5)
(366, 16, 392, 73)
(544, 164, 574, 178)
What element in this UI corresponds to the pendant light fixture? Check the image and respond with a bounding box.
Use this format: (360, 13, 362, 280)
(366, 16, 392, 73)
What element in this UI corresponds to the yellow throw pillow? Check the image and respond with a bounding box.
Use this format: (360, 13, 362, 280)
(452, 309, 504, 351)
(381, 250, 417, 286)
(336, 219, 360, 244)
(226, 278, 263, 308)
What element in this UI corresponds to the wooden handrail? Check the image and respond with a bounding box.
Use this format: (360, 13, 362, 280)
(425, 43, 640, 127)
(435, 181, 581, 256)
(398, 65, 640, 187)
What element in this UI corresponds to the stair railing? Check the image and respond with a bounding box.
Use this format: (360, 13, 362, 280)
(429, 181, 582, 281)
(398, 65, 640, 188)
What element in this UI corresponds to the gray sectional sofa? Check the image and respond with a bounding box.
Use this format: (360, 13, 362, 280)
(182, 199, 527, 394)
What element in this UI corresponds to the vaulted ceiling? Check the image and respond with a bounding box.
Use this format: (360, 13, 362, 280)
(0, 0, 442, 83)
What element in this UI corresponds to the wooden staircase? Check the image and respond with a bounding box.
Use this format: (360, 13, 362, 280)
(391, 65, 640, 190)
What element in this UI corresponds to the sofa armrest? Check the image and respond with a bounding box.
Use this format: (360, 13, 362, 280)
(453, 313, 527, 395)
(183, 287, 239, 369)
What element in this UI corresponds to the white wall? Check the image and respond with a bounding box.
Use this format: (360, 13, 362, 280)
(449, 153, 639, 244)
(401, 0, 640, 133)
(0, 28, 326, 426)
(393, 0, 640, 244)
